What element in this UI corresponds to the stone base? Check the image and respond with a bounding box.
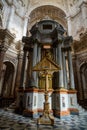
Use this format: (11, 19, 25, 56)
(37, 114, 54, 125)
(69, 108, 79, 115)
(53, 109, 70, 119)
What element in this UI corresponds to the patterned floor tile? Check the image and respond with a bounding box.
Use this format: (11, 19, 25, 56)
(0, 109, 87, 130)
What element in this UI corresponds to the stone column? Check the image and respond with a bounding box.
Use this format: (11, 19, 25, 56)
(0, 64, 6, 95)
(6, 5, 15, 29)
(67, 49, 75, 89)
(36, 45, 41, 86)
(32, 42, 38, 87)
(37, 46, 41, 62)
(15, 50, 23, 94)
(25, 51, 32, 88)
(62, 50, 67, 89)
(57, 43, 64, 88)
(55, 48, 58, 62)
(19, 48, 27, 88)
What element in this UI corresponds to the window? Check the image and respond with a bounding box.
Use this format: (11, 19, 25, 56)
(43, 24, 52, 30)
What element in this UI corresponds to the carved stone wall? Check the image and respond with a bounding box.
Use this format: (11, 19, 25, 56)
(72, 31, 87, 106)
(67, 1, 87, 40)
(0, 0, 29, 41)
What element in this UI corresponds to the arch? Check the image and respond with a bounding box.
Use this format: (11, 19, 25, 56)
(3, 60, 16, 70)
(1, 61, 15, 97)
(80, 62, 87, 101)
(28, 1, 67, 15)
(28, 5, 67, 32)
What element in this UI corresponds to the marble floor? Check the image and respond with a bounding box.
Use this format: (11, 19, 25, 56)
(0, 109, 87, 130)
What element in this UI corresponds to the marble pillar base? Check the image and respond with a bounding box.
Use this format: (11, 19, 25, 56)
(68, 108, 79, 115)
(37, 113, 54, 125)
(23, 109, 38, 118)
(53, 109, 70, 119)
(68, 89, 79, 115)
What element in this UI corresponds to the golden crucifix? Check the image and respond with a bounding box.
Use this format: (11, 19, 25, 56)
(33, 57, 60, 125)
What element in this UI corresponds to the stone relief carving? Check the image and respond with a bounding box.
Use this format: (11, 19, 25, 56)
(69, 0, 79, 7)
(18, 0, 25, 7)
(4, 55, 17, 65)
(73, 30, 87, 52)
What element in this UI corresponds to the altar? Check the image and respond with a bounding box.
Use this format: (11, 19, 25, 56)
(16, 19, 79, 119)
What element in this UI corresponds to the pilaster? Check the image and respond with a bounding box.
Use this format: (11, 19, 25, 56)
(0, 29, 15, 78)
(68, 89, 79, 115)
(53, 88, 70, 119)
(15, 49, 23, 96)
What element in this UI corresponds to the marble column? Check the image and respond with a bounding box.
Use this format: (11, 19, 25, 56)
(37, 46, 41, 62)
(20, 49, 27, 88)
(57, 43, 64, 88)
(25, 51, 32, 88)
(55, 48, 58, 63)
(62, 51, 67, 89)
(36, 45, 41, 86)
(67, 50, 75, 89)
(32, 42, 38, 87)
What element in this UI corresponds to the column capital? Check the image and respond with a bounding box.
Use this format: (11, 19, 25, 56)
(63, 36, 73, 50)
(64, 36, 73, 44)
(22, 36, 34, 52)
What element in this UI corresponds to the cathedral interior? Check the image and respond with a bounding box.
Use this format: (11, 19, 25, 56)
(0, 0, 87, 129)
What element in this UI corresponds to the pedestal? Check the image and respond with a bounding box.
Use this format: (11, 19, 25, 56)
(37, 92, 54, 125)
(68, 89, 79, 115)
(53, 88, 70, 119)
(23, 88, 38, 118)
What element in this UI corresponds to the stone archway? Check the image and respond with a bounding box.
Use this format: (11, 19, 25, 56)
(28, 5, 67, 33)
(1, 61, 15, 97)
(80, 63, 87, 101)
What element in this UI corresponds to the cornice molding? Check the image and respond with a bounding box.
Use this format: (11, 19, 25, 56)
(73, 30, 87, 52)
